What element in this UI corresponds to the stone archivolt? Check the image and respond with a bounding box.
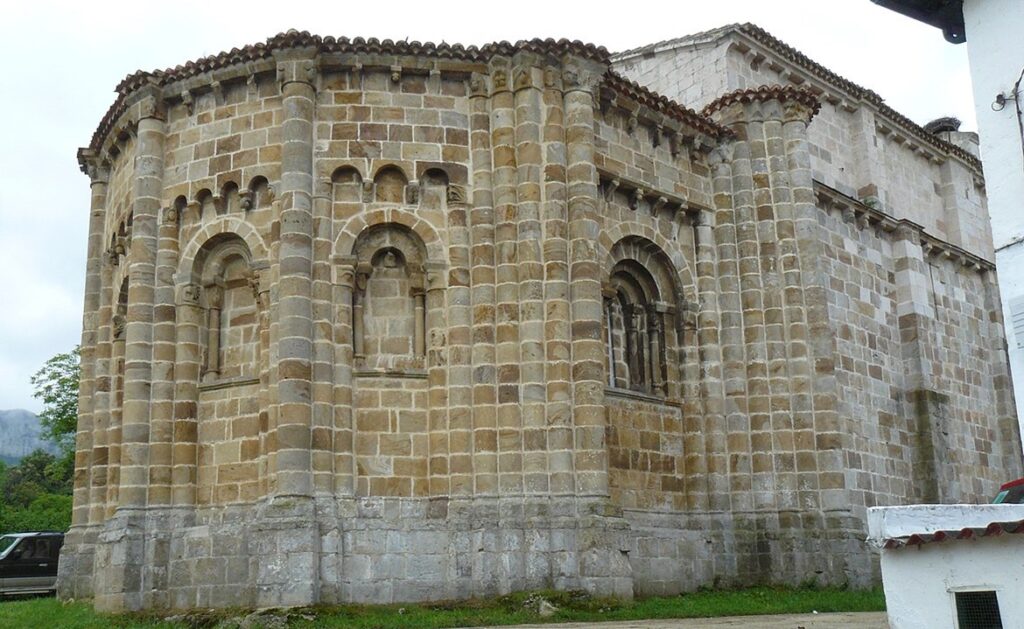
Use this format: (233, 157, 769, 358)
(60, 27, 1022, 613)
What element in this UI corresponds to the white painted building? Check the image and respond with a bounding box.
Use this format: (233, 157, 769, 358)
(963, 0, 1024, 435)
(876, 0, 1024, 436)
(868, 504, 1024, 629)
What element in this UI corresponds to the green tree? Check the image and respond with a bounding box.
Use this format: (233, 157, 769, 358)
(30, 347, 80, 461)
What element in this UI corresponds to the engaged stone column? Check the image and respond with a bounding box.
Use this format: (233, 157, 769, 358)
(488, 57, 523, 495)
(274, 54, 316, 498)
(562, 58, 608, 497)
(73, 154, 109, 527)
(467, 73, 499, 496)
(89, 249, 116, 524)
(513, 55, 547, 494)
(203, 285, 223, 380)
(171, 284, 203, 507)
(120, 92, 166, 510)
(331, 264, 355, 496)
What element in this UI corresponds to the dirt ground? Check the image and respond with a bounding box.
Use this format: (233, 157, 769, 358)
(471, 611, 889, 628)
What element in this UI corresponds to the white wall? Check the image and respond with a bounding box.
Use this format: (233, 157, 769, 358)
(879, 536, 1024, 629)
(964, 0, 1024, 248)
(963, 0, 1024, 439)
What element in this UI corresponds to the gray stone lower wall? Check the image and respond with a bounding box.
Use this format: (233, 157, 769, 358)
(623, 508, 876, 597)
(57, 498, 875, 612)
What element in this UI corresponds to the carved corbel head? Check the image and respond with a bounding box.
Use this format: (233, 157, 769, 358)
(210, 80, 224, 106)
(469, 73, 488, 97)
(239, 190, 253, 210)
(629, 188, 644, 211)
(603, 178, 620, 203)
(181, 90, 194, 115)
(390, 65, 402, 83)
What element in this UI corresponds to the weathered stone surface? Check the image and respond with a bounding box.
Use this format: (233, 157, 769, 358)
(60, 26, 1021, 613)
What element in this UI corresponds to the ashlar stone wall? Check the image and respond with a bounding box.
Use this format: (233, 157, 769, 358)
(58, 28, 1022, 613)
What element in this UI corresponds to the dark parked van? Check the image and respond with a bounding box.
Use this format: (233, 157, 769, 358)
(0, 532, 64, 596)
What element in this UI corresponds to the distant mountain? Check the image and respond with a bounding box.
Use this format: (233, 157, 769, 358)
(0, 409, 58, 464)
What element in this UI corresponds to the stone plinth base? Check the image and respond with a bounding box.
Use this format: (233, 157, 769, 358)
(58, 498, 873, 612)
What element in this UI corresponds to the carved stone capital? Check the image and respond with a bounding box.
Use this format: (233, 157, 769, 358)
(112, 313, 127, 340)
(447, 183, 467, 205)
(137, 95, 166, 122)
(163, 206, 179, 225)
(205, 284, 224, 309)
(426, 269, 446, 292)
(561, 63, 601, 96)
(181, 283, 202, 306)
(491, 68, 509, 95)
(469, 73, 489, 98)
(277, 58, 318, 89)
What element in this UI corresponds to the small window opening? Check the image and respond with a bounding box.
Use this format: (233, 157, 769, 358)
(955, 590, 1003, 629)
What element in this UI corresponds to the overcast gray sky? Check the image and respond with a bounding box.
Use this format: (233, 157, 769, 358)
(0, 0, 972, 412)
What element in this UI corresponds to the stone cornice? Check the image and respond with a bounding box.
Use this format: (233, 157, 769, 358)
(814, 182, 994, 272)
(87, 32, 612, 157)
(614, 22, 983, 174)
(86, 31, 735, 164)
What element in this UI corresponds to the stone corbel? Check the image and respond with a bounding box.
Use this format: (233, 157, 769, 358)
(626, 113, 638, 135)
(629, 187, 644, 211)
(362, 180, 375, 203)
(246, 74, 258, 100)
(390, 65, 402, 84)
(406, 182, 420, 205)
(210, 80, 224, 106)
(239, 189, 253, 210)
(603, 178, 620, 203)
(181, 90, 194, 115)
(652, 125, 663, 149)
(651, 196, 668, 216)
(428, 68, 441, 94)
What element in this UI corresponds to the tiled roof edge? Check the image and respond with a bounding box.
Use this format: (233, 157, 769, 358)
(88, 31, 611, 154)
(701, 85, 821, 119)
(603, 71, 732, 139)
(881, 519, 1024, 549)
(610, 22, 982, 172)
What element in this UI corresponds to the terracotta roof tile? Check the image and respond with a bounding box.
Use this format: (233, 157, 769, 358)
(603, 71, 732, 139)
(701, 85, 821, 119)
(881, 518, 1024, 549)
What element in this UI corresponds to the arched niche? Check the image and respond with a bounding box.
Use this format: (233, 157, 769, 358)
(190, 234, 259, 381)
(373, 166, 408, 204)
(221, 181, 241, 214)
(351, 223, 428, 371)
(332, 166, 363, 203)
(197, 189, 217, 222)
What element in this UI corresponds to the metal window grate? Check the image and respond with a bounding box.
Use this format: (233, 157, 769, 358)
(955, 590, 1003, 629)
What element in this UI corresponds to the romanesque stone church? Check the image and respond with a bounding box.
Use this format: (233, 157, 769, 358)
(58, 23, 1023, 612)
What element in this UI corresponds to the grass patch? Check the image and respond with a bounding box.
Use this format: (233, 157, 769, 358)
(0, 586, 885, 629)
